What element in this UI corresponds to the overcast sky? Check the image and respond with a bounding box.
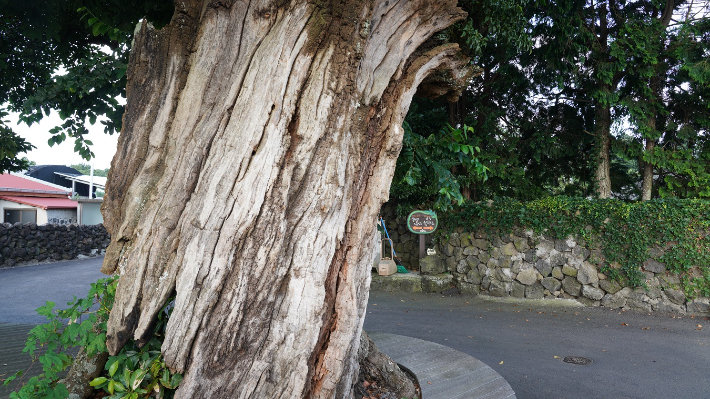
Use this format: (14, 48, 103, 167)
(10, 110, 119, 170)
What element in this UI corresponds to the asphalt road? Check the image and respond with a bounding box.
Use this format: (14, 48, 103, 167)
(0, 257, 107, 324)
(1, 258, 708, 398)
(364, 290, 710, 399)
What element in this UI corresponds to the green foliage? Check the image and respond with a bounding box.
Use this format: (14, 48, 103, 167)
(0, 109, 35, 172)
(397, 1, 709, 203)
(89, 296, 182, 399)
(70, 163, 110, 177)
(440, 197, 710, 294)
(615, 2, 710, 200)
(2, 276, 182, 398)
(456, 0, 532, 59)
(0, 0, 173, 172)
(392, 121, 488, 211)
(2, 276, 117, 398)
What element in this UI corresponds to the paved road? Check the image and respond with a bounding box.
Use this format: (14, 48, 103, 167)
(0, 257, 107, 324)
(0, 257, 107, 397)
(364, 291, 710, 399)
(1, 259, 709, 399)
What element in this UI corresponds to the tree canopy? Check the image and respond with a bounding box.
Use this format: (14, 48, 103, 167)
(390, 0, 710, 210)
(0, 0, 172, 171)
(1, 0, 708, 201)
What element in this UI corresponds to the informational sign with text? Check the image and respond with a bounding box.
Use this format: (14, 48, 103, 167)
(406, 210, 438, 234)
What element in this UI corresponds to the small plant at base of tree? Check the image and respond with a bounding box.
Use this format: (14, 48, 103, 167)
(2, 276, 182, 399)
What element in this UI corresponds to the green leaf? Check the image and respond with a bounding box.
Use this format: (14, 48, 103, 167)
(123, 368, 131, 386)
(109, 359, 119, 377)
(113, 381, 126, 392)
(92, 23, 102, 36)
(36, 302, 56, 317)
(2, 370, 22, 386)
(90, 377, 108, 387)
(51, 384, 70, 399)
(115, 67, 126, 80)
(130, 369, 146, 390)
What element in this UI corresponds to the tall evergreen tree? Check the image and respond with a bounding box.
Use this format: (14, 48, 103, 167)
(621, 1, 710, 199)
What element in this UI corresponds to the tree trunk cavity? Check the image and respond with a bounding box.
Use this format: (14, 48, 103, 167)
(594, 104, 612, 199)
(100, 1, 470, 398)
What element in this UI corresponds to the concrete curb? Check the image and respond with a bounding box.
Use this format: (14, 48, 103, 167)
(369, 332, 516, 399)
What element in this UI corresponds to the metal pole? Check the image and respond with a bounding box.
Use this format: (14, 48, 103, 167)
(89, 162, 94, 199)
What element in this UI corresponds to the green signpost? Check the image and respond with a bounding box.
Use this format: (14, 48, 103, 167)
(407, 210, 438, 259)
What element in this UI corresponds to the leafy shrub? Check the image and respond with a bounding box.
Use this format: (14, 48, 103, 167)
(2, 276, 182, 398)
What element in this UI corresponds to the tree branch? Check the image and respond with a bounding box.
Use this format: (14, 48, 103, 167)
(660, 0, 675, 27)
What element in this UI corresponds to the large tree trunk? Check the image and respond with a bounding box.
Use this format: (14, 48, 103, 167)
(594, 103, 612, 199)
(100, 1, 469, 397)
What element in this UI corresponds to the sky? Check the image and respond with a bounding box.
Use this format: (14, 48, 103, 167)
(10, 110, 119, 170)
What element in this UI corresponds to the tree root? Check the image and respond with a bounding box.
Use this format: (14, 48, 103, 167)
(355, 331, 419, 399)
(61, 346, 108, 399)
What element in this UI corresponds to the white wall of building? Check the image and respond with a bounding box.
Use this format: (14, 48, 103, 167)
(46, 209, 77, 225)
(78, 202, 103, 225)
(0, 200, 48, 224)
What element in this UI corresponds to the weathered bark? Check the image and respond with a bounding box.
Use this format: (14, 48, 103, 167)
(594, 104, 612, 199)
(355, 331, 417, 399)
(62, 347, 109, 399)
(100, 1, 470, 398)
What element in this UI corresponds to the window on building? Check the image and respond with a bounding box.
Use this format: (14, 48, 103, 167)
(4, 209, 37, 224)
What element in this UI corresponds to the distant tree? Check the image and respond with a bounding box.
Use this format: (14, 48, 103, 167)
(620, 2, 710, 199)
(391, 0, 540, 209)
(0, 110, 34, 172)
(70, 162, 109, 177)
(527, 0, 710, 200)
(393, 0, 709, 205)
(0, 0, 172, 173)
(392, 0, 604, 205)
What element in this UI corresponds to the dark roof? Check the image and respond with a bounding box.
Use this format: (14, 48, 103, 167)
(25, 165, 83, 188)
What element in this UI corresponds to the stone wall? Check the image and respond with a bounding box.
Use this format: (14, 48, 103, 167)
(417, 230, 709, 315)
(0, 223, 110, 268)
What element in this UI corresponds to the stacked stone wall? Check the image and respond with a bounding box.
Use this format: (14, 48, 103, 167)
(0, 223, 110, 268)
(414, 230, 710, 315)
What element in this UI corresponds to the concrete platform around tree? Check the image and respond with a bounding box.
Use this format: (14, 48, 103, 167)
(369, 332, 516, 399)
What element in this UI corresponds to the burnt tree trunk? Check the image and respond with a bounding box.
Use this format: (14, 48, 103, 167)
(100, 1, 470, 397)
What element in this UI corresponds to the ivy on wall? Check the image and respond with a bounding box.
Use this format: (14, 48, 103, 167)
(435, 197, 710, 297)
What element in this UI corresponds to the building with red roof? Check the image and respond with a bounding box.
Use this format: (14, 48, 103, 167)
(0, 173, 77, 225)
